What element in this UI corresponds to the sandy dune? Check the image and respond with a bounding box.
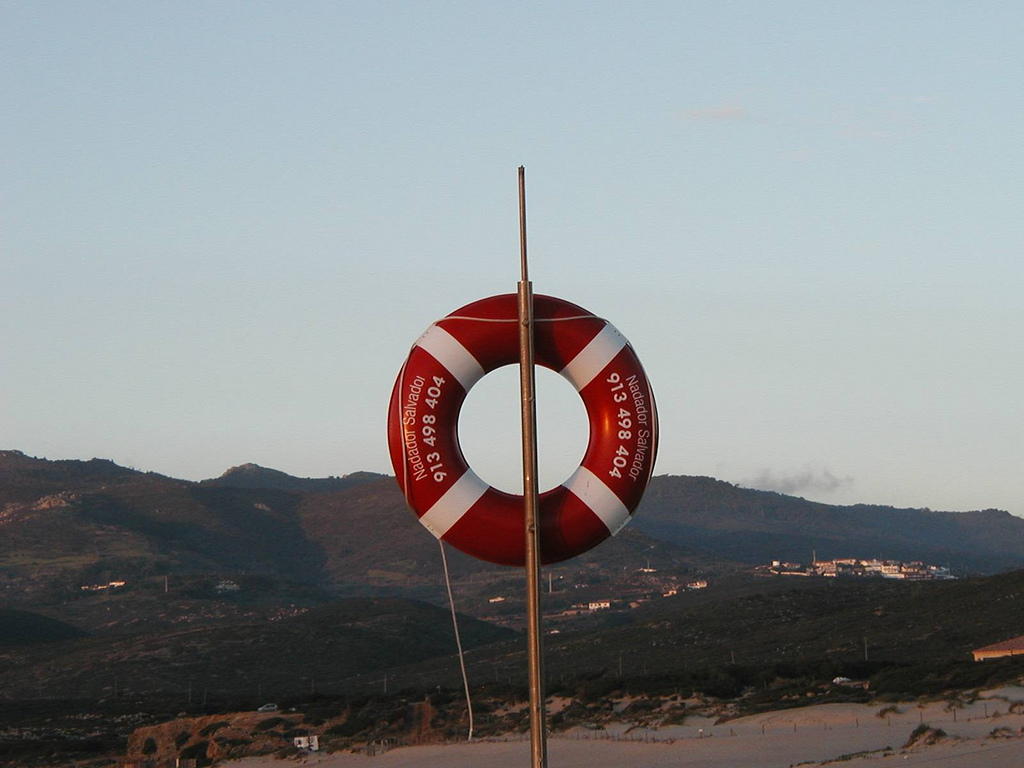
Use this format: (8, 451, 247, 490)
(228, 686, 1024, 768)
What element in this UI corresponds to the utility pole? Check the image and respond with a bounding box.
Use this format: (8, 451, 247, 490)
(518, 166, 547, 768)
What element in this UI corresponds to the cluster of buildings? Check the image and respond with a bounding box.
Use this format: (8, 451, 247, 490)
(80, 579, 126, 592)
(761, 558, 956, 581)
(569, 580, 709, 614)
(482, 566, 713, 627)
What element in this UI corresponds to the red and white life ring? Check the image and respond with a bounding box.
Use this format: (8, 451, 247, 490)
(387, 294, 658, 566)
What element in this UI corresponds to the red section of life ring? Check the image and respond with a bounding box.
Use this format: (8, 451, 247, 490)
(387, 294, 658, 566)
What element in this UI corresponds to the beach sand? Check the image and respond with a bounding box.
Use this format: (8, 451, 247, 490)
(227, 687, 1024, 768)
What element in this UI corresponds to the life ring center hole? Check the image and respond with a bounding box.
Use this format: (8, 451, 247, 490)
(458, 365, 589, 495)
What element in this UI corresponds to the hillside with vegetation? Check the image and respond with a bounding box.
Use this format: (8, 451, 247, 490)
(0, 608, 88, 646)
(635, 474, 1024, 573)
(0, 597, 514, 706)
(4, 450, 1024, 766)
(5, 568, 1024, 767)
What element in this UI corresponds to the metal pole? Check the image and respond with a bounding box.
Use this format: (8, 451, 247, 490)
(518, 165, 548, 768)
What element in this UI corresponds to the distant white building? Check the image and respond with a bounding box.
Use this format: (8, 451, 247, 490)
(973, 635, 1024, 662)
(293, 735, 319, 751)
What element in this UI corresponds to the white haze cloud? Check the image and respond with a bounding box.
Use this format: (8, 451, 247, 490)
(742, 467, 854, 496)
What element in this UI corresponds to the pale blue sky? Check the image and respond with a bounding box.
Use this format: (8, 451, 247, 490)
(3, 2, 1022, 516)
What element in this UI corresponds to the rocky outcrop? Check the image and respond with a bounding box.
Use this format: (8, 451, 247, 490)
(125, 711, 308, 764)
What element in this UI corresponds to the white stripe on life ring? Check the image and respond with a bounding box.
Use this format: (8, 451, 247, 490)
(419, 470, 489, 539)
(562, 465, 631, 535)
(416, 325, 486, 391)
(559, 323, 627, 392)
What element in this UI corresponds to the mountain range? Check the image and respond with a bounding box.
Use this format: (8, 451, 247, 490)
(2, 449, 1022, 605)
(0, 451, 691, 613)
